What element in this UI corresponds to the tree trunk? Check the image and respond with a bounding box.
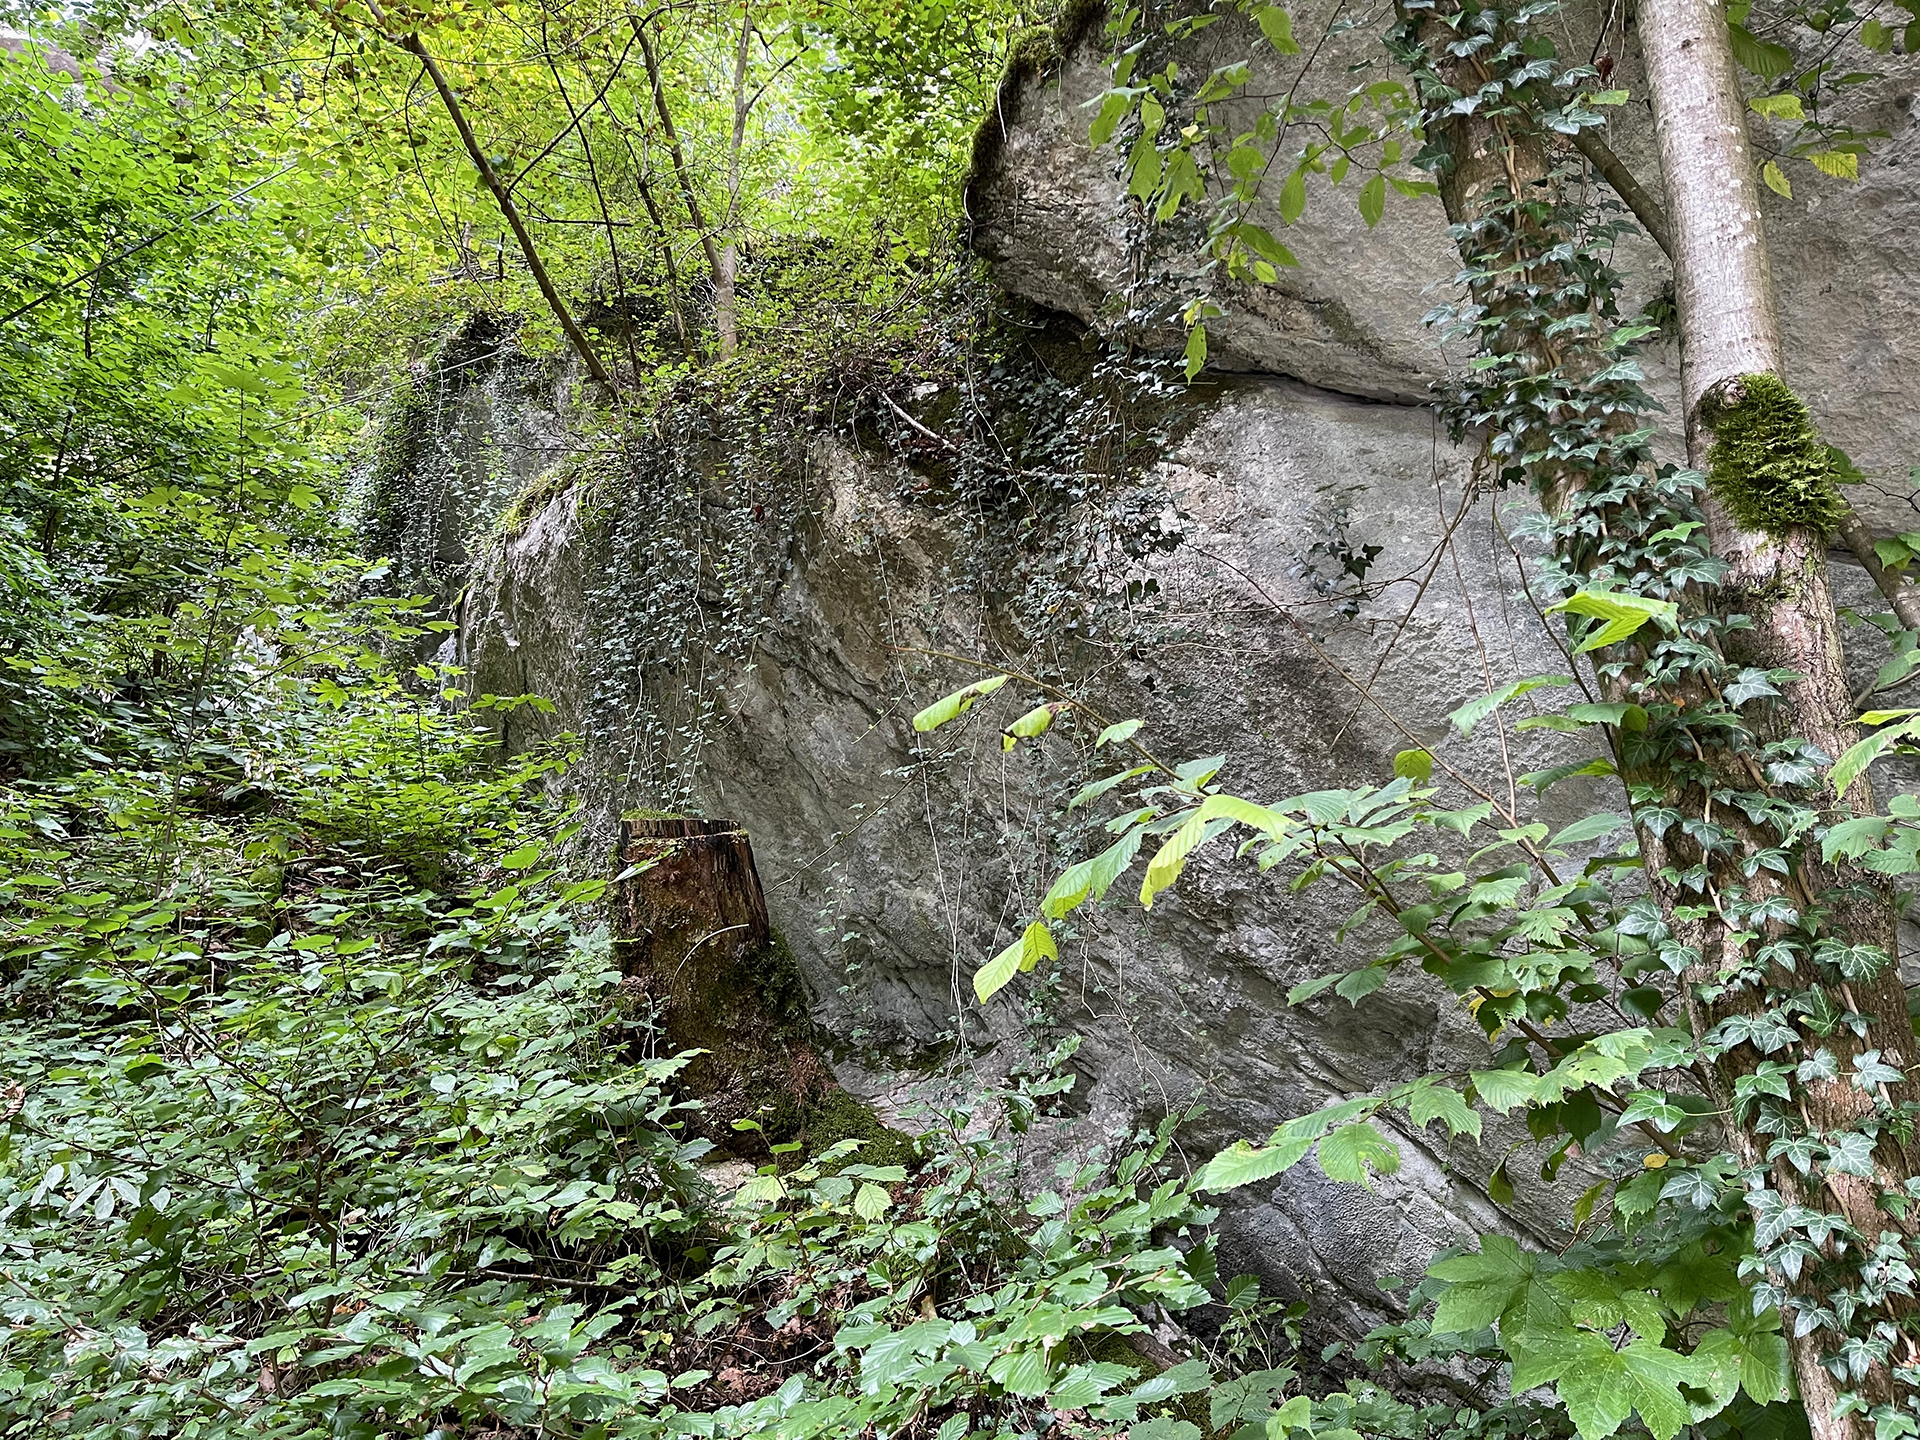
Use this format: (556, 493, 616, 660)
(712, 7, 754, 361)
(611, 817, 810, 1145)
(1396, 2, 1917, 1433)
(634, 20, 728, 356)
(362, 0, 618, 398)
(1638, 3, 1914, 1429)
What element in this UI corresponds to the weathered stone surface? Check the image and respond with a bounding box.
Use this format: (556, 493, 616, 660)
(456, 372, 1602, 1341)
(970, 6, 1920, 523)
(432, 6, 1920, 1354)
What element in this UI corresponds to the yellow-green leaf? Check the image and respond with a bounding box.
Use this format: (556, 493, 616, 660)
(911, 674, 1009, 732)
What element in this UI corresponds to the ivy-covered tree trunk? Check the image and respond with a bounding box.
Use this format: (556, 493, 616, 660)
(1396, 2, 1918, 1433)
(1635, 1, 1917, 1430)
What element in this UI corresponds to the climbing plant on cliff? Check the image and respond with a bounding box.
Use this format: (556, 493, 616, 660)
(931, 4, 1920, 1440)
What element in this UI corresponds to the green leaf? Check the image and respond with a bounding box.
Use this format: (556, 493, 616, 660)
(1393, 748, 1433, 781)
(1196, 1136, 1313, 1191)
(1833, 713, 1920, 796)
(973, 922, 1056, 1003)
(852, 1182, 891, 1220)
(1358, 173, 1385, 228)
(912, 674, 1009, 732)
(1041, 861, 1095, 919)
(1194, 793, 1289, 838)
(1002, 703, 1057, 747)
(1089, 91, 1132, 147)
(1096, 718, 1144, 747)
(1254, 3, 1299, 53)
(1587, 88, 1630, 105)
(1748, 93, 1805, 121)
(1762, 160, 1792, 198)
(1806, 149, 1858, 181)
(1088, 827, 1146, 901)
(1450, 675, 1572, 736)
(1315, 1121, 1400, 1188)
(1278, 167, 1306, 224)
(1184, 322, 1208, 382)
(1727, 23, 1793, 79)
(1140, 811, 1206, 908)
(1069, 765, 1151, 810)
(1822, 814, 1890, 862)
(1693, 1324, 1790, 1407)
(1406, 1083, 1481, 1139)
(1428, 1234, 1537, 1333)
(1547, 813, 1627, 851)
(1547, 589, 1677, 652)
(1470, 1067, 1538, 1113)
(1510, 1332, 1708, 1440)
(1268, 1396, 1312, 1437)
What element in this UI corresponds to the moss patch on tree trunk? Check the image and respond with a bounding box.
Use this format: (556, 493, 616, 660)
(1700, 372, 1846, 537)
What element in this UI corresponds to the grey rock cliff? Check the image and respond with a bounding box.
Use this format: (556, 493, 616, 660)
(421, 7, 1920, 1352)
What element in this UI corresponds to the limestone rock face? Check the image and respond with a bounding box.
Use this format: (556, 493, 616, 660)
(969, 4, 1920, 518)
(438, 8, 1920, 1352)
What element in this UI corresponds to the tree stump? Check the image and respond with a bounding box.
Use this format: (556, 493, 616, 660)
(610, 816, 855, 1152)
(610, 815, 915, 1165)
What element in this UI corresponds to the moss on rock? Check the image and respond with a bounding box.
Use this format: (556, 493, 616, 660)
(961, 0, 1111, 212)
(1701, 371, 1846, 537)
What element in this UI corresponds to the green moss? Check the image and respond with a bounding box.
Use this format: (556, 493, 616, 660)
(1701, 372, 1846, 537)
(1073, 1330, 1211, 1434)
(496, 459, 582, 540)
(764, 1084, 919, 1172)
(961, 0, 1111, 210)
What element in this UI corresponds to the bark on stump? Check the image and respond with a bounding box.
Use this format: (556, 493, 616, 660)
(610, 816, 899, 1159)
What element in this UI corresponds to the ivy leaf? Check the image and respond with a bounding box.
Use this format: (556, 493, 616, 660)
(1315, 1121, 1400, 1188)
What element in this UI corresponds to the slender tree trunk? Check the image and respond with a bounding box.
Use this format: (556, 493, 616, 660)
(1638, 2, 1914, 1429)
(634, 19, 728, 354)
(539, 20, 643, 383)
(712, 6, 754, 360)
(362, 0, 617, 397)
(1397, 4, 1917, 1434)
